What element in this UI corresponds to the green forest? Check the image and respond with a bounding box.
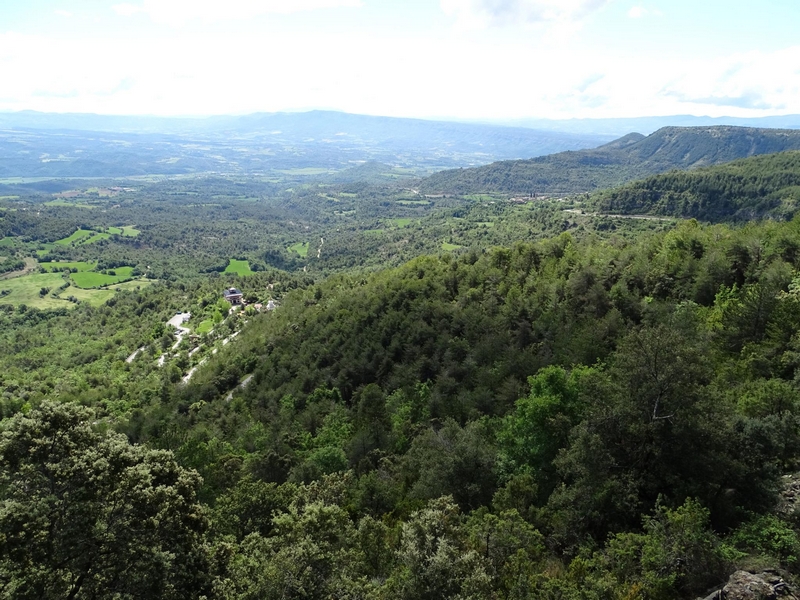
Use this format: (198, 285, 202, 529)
(4, 142, 800, 599)
(591, 151, 800, 221)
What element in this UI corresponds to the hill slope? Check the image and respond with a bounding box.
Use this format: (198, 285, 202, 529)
(591, 150, 800, 221)
(419, 126, 800, 195)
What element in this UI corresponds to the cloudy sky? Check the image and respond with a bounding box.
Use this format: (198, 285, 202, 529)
(1, 0, 798, 120)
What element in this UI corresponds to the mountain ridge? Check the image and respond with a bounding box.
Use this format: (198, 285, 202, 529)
(418, 125, 800, 196)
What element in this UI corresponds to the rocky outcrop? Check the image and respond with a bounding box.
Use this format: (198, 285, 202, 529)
(701, 570, 798, 600)
(778, 473, 800, 517)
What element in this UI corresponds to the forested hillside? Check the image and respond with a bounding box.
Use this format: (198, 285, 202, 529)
(2, 218, 793, 598)
(591, 150, 800, 221)
(420, 125, 800, 195)
(6, 149, 800, 598)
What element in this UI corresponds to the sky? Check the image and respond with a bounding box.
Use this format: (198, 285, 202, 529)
(0, 0, 799, 121)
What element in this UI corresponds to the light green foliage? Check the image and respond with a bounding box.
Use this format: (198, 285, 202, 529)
(726, 514, 800, 567)
(217, 498, 367, 599)
(498, 365, 597, 495)
(383, 496, 492, 600)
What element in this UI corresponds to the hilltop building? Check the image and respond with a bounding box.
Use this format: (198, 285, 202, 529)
(223, 287, 243, 305)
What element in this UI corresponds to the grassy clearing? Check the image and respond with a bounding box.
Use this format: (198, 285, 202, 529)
(0, 273, 71, 309)
(224, 259, 254, 276)
(80, 232, 111, 245)
(109, 279, 152, 291)
(442, 242, 463, 251)
(39, 261, 96, 273)
(0, 237, 18, 247)
(55, 228, 125, 246)
(392, 218, 414, 228)
(0, 196, 19, 200)
(196, 320, 214, 334)
(108, 225, 140, 237)
(66, 287, 116, 307)
(55, 229, 94, 245)
(71, 267, 135, 289)
(288, 242, 309, 257)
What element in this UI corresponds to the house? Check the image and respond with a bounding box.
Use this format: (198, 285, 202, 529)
(223, 287, 243, 305)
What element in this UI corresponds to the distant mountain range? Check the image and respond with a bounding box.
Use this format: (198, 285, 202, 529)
(0, 110, 614, 178)
(418, 126, 800, 196)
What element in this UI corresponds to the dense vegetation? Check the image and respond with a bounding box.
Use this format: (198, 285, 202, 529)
(420, 126, 800, 195)
(5, 214, 800, 597)
(591, 150, 800, 221)
(5, 128, 800, 598)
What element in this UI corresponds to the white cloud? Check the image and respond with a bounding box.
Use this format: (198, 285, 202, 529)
(658, 47, 800, 113)
(627, 6, 645, 18)
(113, 0, 362, 25)
(54, 9, 73, 18)
(441, 0, 612, 28)
(1, 27, 799, 121)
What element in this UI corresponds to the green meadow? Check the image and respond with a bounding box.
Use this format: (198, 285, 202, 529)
(0, 273, 70, 309)
(71, 267, 135, 289)
(109, 279, 151, 291)
(224, 259, 254, 276)
(44, 200, 96, 209)
(65, 287, 116, 307)
(55, 229, 95, 245)
(442, 242, 463, 251)
(196, 320, 214, 334)
(288, 242, 309, 257)
(108, 226, 140, 237)
(81, 232, 111, 244)
(54, 227, 136, 246)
